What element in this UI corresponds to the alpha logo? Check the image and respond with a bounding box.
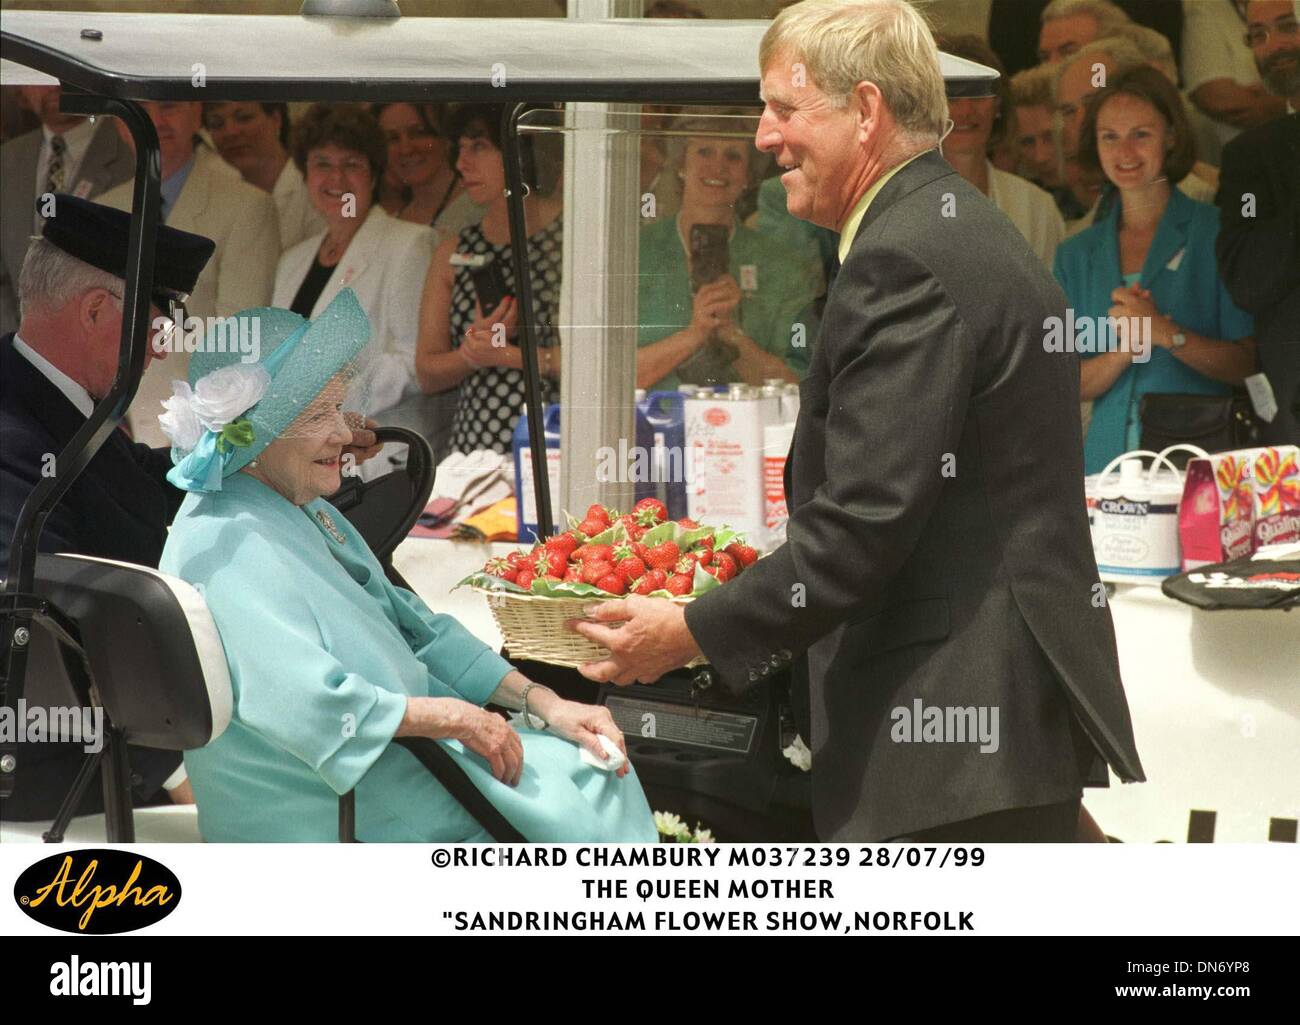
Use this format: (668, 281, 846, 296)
(14, 849, 181, 934)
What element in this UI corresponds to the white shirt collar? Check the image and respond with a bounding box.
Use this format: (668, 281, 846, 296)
(11, 335, 96, 418)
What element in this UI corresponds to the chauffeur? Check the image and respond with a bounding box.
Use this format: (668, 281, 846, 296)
(571, 0, 1144, 842)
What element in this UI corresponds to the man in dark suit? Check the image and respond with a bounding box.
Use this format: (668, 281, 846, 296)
(572, 0, 1143, 842)
(1, 196, 216, 822)
(0, 86, 135, 335)
(1215, 0, 1300, 446)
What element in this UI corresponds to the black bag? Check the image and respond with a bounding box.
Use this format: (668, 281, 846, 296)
(1139, 392, 1263, 467)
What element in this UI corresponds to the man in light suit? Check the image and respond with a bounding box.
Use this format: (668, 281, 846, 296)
(0, 86, 135, 336)
(573, 0, 1144, 841)
(97, 101, 280, 446)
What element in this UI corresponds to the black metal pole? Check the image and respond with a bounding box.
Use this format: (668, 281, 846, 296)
(501, 103, 554, 539)
(0, 96, 161, 813)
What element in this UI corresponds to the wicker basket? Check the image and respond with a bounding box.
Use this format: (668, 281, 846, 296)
(475, 587, 704, 669)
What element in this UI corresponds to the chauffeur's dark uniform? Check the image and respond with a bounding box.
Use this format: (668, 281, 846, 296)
(1, 333, 184, 821)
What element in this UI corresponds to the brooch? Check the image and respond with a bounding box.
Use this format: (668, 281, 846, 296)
(315, 509, 347, 545)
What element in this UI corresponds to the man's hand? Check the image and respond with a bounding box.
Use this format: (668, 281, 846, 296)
(343, 415, 383, 466)
(566, 596, 704, 686)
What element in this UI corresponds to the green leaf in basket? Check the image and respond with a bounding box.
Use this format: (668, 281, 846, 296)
(677, 525, 719, 549)
(691, 560, 720, 596)
(638, 520, 679, 547)
(454, 571, 529, 594)
(711, 526, 742, 550)
(532, 578, 617, 599)
(583, 520, 626, 546)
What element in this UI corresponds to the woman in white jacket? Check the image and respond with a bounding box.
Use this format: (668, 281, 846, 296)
(273, 104, 435, 444)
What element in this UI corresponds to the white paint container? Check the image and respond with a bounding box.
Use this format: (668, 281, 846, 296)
(1090, 446, 1206, 582)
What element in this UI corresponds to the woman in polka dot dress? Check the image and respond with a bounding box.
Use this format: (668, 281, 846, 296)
(416, 104, 564, 456)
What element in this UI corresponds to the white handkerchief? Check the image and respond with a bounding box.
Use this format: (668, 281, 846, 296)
(579, 733, 627, 773)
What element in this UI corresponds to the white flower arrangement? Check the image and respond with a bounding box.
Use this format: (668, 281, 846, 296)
(782, 734, 812, 772)
(654, 811, 716, 843)
(159, 364, 270, 453)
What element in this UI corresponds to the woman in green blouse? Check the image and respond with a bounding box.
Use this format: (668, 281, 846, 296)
(637, 113, 822, 392)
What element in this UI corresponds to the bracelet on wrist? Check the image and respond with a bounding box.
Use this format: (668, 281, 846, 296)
(519, 682, 551, 729)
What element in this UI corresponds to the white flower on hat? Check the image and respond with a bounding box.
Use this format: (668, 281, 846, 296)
(157, 364, 270, 453)
(158, 380, 203, 453)
(189, 364, 271, 432)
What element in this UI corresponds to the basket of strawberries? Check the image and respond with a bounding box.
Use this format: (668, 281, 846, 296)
(456, 498, 757, 669)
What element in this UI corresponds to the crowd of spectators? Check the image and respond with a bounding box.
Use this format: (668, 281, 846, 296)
(0, 0, 1295, 469)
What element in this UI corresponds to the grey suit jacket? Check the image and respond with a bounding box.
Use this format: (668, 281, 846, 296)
(685, 150, 1144, 841)
(0, 120, 135, 334)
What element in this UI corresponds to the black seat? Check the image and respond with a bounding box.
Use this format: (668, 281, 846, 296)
(329, 426, 433, 591)
(14, 425, 524, 843)
(21, 553, 234, 841)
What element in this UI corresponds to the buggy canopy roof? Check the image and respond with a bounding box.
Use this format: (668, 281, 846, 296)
(1, 10, 999, 102)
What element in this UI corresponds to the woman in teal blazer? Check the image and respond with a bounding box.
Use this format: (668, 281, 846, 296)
(1052, 67, 1255, 474)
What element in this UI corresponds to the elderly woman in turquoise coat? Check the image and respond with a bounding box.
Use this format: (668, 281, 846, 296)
(1052, 67, 1255, 474)
(157, 289, 656, 842)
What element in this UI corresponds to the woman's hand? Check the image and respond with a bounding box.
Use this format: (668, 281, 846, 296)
(461, 296, 523, 370)
(453, 704, 525, 786)
(689, 276, 742, 339)
(539, 699, 631, 779)
(1107, 284, 1166, 357)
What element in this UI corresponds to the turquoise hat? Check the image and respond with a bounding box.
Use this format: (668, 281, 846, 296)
(160, 288, 371, 493)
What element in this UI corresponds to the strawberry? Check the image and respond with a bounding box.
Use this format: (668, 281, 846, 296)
(581, 560, 615, 585)
(645, 568, 667, 589)
(724, 542, 758, 569)
(563, 566, 582, 583)
(485, 556, 515, 580)
(693, 546, 713, 566)
(575, 543, 614, 564)
(632, 541, 652, 563)
(536, 550, 567, 578)
(578, 517, 608, 538)
(506, 550, 529, 569)
(633, 498, 668, 522)
(674, 556, 696, 575)
(596, 573, 627, 595)
(664, 573, 693, 596)
(632, 575, 660, 596)
(677, 517, 699, 529)
(544, 531, 580, 560)
(646, 540, 681, 572)
(585, 503, 611, 526)
(613, 545, 646, 583)
(515, 568, 535, 589)
(711, 551, 738, 582)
